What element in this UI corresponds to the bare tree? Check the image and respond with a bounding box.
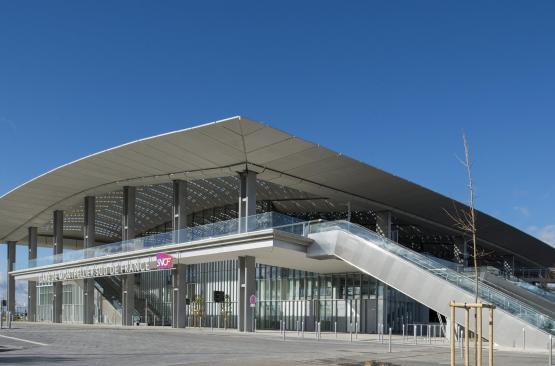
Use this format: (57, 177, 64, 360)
(445, 132, 479, 365)
(445, 132, 478, 301)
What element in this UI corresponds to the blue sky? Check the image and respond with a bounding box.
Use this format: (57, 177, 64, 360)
(1, 1, 555, 303)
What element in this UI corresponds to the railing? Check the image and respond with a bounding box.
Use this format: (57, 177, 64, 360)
(515, 268, 552, 280)
(14, 212, 304, 271)
(138, 292, 171, 325)
(13, 212, 555, 335)
(478, 266, 555, 304)
(308, 220, 555, 335)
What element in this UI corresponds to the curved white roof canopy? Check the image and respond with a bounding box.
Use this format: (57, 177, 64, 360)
(0, 116, 553, 267)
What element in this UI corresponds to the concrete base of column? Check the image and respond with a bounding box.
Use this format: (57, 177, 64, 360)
(53, 282, 63, 323)
(172, 264, 187, 328)
(83, 279, 95, 324)
(237, 256, 255, 332)
(28, 281, 37, 322)
(122, 274, 136, 326)
(7, 275, 15, 314)
(7, 241, 16, 314)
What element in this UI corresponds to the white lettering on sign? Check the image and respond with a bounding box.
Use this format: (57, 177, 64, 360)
(37, 256, 158, 285)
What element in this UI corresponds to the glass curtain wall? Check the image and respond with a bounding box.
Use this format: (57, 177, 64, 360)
(33, 262, 429, 332)
(36, 282, 84, 323)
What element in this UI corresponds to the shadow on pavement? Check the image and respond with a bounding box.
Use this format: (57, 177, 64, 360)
(0, 356, 78, 364)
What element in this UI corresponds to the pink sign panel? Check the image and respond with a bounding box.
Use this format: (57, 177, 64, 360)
(156, 252, 173, 269)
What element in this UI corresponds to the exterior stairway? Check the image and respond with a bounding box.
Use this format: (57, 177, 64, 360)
(94, 276, 144, 325)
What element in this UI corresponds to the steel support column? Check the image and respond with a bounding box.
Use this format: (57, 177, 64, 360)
(7, 241, 16, 314)
(52, 210, 63, 323)
(375, 211, 392, 239)
(122, 186, 136, 241)
(28, 227, 38, 321)
(172, 180, 188, 243)
(83, 196, 96, 324)
(171, 264, 187, 328)
(238, 171, 257, 233)
(237, 255, 255, 332)
(122, 186, 136, 326)
(454, 236, 469, 268)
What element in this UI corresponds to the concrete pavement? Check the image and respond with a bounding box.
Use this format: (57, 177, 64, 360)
(0, 322, 551, 365)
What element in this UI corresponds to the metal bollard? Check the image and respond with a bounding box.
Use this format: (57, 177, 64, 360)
(302, 320, 304, 338)
(254, 318, 257, 333)
(428, 325, 431, 344)
(402, 324, 405, 343)
(283, 321, 286, 341)
(1, 311, 3, 329)
(335, 321, 337, 339)
(522, 328, 526, 350)
(414, 325, 417, 344)
(211, 317, 213, 332)
(355, 321, 358, 340)
(350, 323, 353, 343)
(549, 335, 553, 365)
(315, 322, 318, 340)
(388, 327, 392, 353)
(297, 320, 299, 335)
(318, 322, 321, 340)
(459, 329, 464, 361)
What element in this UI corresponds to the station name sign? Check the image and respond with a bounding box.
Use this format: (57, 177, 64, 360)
(38, 256, 156, 284)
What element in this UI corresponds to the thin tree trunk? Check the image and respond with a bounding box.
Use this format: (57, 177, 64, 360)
(463, 133, 479, 365)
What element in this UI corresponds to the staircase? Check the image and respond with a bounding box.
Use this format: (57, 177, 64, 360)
(94, 276, 142, 325)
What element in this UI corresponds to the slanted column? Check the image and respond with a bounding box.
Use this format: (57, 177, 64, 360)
(28, 227, 38, 321)
(172, 180, 188, 243)
(237, 256, 255, 332)
(171, 264, 187, 328)
(7, 241, 16, 314)
(121, 186, 136, 326)
(238, 171, 257, 232)
(83, 196, 96, 324)
(52, 210, 64, 323)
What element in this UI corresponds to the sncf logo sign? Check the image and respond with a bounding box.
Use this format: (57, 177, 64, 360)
(156, 253, 173, 269)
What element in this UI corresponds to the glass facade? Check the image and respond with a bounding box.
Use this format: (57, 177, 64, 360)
(37, 282, 83, 323)
(34, 261, 428, 333)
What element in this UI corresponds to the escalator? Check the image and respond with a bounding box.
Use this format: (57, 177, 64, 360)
(478, 269, 555, 319)
(305, 220, 554, 351)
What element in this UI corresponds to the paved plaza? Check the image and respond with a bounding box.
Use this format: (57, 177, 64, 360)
(0, 322, 551, 365)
